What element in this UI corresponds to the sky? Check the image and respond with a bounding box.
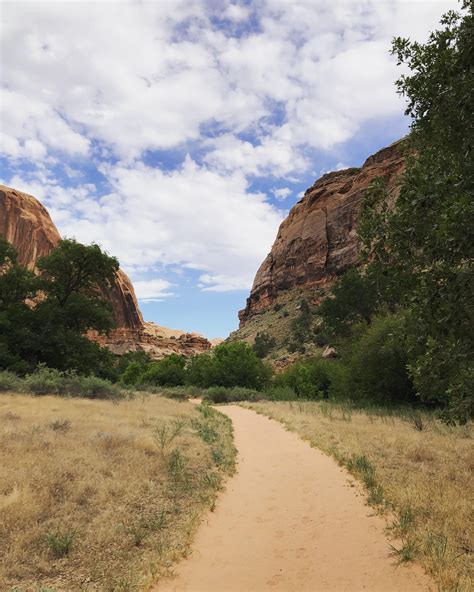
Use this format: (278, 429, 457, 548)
(0, 0, 459, 338)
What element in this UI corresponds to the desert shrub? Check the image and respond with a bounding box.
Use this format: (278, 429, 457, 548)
(252, 332, 276, 358)
(22, 366, 123, 399)
(263, 385, 298, 401)
(66, 374, 122, 399)
(0, 371, 22, 392)
(291, 299, 313, 342)
(24, 366, 66, 395)
(203, 386, 229, 404)
(44, 529, 76, 558)
(273, 303, 282, 312)
(226, 386, 261, 402)
(203, 386, 261, 404)
(141, 354, 186, 387)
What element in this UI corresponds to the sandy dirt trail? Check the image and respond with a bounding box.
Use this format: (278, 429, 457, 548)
(156, 405, 432, 592)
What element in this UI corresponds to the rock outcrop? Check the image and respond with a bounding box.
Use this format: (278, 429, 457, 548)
(239, 140, 406, 326)
(0, 184, 211, 358)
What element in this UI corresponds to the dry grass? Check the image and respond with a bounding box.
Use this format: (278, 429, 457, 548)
(245, 400, 473, 592)
(0, 393, 235, 592)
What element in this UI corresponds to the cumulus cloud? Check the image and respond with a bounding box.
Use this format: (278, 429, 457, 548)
(0, 0, 459, 301)
(7, 157, 284, 292)
(133, 279, 175, 302)
(272, 187, 292, 201)
(1, 0, 458, 167)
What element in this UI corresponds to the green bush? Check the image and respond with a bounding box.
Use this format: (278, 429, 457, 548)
(186, 342, 272, 390)
(22, 366, 123, 399)
(0, 371, 22, 392)
(339, 314, 416, 404)
(252, 332, 276, 358)
(185, 353, 217, 388)
(318, 269, 377, 336)
(263, 385, 298, 401)
(274, 358, 332, 399)
(203, 386, 228, 404)
(141, 354, 186, 386)
(203, 386, 261, 404)
(120, 361, 143, 385)
(23, 366, 66, 395)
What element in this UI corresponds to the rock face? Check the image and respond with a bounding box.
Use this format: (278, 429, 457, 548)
(0, 185, 62, 268)
(239, 140, 406, 325)
(0, 184, 211, 358)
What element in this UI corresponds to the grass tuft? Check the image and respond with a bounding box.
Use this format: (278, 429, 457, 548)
(44, 529, 76, 558)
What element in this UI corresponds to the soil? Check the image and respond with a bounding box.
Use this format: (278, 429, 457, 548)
(155, 405, 432, 592)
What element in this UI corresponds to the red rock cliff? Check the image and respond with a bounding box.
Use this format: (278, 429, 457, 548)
(0, 184, 211, 357)
(239, 140, 406, 325)
(0, 184, 144, 331)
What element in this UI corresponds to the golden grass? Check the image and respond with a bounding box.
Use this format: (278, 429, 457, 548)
(0, 393, 235, 591)
(245, 400, 473, 591)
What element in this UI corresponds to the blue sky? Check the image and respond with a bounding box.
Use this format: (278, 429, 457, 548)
(0, 0, 457, 338)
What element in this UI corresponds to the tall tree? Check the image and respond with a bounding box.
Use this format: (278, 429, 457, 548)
(0, 238, 119, 375)
(359, 2, 473, 420)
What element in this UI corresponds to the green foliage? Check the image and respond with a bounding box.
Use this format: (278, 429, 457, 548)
(44, 529, 76, 558)
(120, 362, 143, 386)
(0, 238, 119, 376)
(381, 5, 473, 418)
(115, 350, 151, 377)
(291, 298, 312, 342)
(315, 5, 474, 420)
(211, 341, 272, 389)
(274, 358, 333, 399)
(252, 331, 276, 358)
(203, 386, 261, 404)
(333, 314, 416, 405)
(0, 371, 22, 392)
(141, 354, 186, 387)
(185, 353, 217, 388)
(318, 269, 378, 336)
(263, 385, 298, 401)
(3, 366, 124, 399)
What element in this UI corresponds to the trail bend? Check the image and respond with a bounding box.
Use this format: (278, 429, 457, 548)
(155, 405, 431, 592)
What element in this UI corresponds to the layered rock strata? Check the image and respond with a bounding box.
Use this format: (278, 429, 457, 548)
(239, 140, 406, 326)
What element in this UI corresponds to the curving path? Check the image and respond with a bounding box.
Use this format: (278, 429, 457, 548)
(155, 405, 432, 592)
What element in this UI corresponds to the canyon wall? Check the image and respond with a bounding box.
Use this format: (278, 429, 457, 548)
(238, 140, 406, 326)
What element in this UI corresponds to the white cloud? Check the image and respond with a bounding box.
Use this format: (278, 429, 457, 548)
(1, 0, 459, 301)
(1, 0, 458, 168)
(8, 157, 284, 292)
(133, 279, 174, 302)
(224, 3, 250, 22)
(272, 187, 291, 200)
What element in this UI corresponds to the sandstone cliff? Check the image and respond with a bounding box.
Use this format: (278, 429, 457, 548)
(0, 184, 211, 358)
(239, 140, 406, 326)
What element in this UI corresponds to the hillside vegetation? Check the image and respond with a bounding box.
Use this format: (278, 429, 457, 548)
(0, 393, 235, 591)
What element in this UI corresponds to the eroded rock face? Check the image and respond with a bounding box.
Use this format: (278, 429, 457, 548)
(0, 184, 211, 358)
(239, 140, 406, 325)
(0, 185, 61, 268)
(0, 184, 143, 331)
